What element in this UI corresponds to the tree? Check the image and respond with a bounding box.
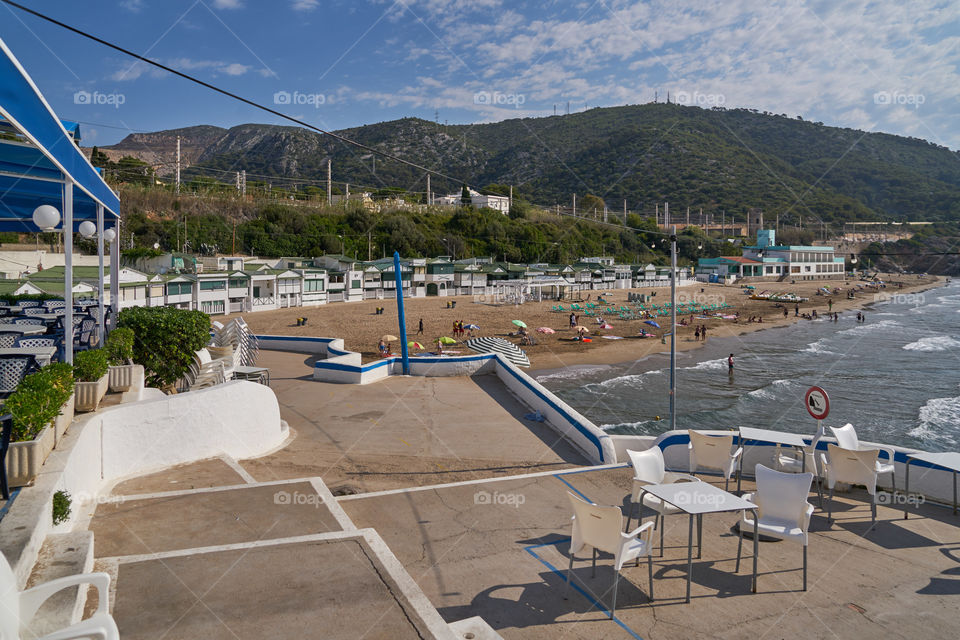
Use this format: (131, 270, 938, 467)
(460, 184, 472, 207)
(90, 146, 110, 168)
(579, 194, 605, 219)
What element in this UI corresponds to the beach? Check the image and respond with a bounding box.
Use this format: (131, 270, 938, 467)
(225, 273, 944, 370)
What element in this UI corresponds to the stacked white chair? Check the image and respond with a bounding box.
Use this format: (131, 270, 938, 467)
(212, 317, 258, 367)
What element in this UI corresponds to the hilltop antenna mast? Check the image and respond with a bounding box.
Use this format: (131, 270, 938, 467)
(175, 135, 180, 195)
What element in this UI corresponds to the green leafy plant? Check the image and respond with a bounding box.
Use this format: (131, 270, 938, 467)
(52, 490, 72, 525)
(118, 306, 211, 387)
(72, 349, 109, 382)
(104, 327, 135, 365)
(6, 364, 75, 442)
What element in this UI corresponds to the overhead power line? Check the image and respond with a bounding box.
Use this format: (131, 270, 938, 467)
(2, 0, 482, 192)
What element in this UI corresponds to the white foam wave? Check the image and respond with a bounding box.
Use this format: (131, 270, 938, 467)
(911, 396, 960, 446)
(747, 387, 775, 400)
(535, 364, 611, 381)
(936, 294, 960, 305)
(772, 378, 792, 386)
(803, 339, 836, 355)
(902, 336, 960, 352)
(837, 318, 901, 336)
(683, 358, 727, 371)
(590, 369, 663, 390)
(600, 420, 657, 432)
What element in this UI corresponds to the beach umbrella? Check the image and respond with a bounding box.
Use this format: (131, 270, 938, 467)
(381, 334, 399, 342)
(465, 323, 480, 330)
(407, 341, 424, 349)
(644, 320, 660, 329)
(573, 325, 590, 333)
(512, 319, 527, 328)
(536, 327, 555, 334)
(466, 337, 530, 367)
(439, 336, 457, 345)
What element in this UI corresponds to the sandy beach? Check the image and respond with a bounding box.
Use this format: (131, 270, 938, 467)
(225, 273, 944, 371)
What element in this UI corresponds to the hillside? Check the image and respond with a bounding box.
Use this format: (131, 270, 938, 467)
(96, 104, 960, 223)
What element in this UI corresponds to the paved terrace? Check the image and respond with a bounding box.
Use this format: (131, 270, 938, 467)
(83, 350, 960, 638)
(237, 349, 588, 493)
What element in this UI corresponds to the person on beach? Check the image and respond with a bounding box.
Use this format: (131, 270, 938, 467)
(728, 353, 734, 371)
(378, 339, 387, 357)
(694, 326, 700, 341)
(783, 307, 788, 318)
(795, 303, 799, 317)
(569, 312, 575, 328)
(701, 325, 707, 342)
(828, 298, 833, 312)
(812, 310, 818, 319)
(417, 318, 424, 335)
(436, 338, 443, 355)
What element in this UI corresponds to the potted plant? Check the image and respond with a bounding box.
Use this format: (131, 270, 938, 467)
(45, 362, 76, 442)
(4, 365, 74, 486)
(105, 327, 137, 392)
(72, 349, 109, 412)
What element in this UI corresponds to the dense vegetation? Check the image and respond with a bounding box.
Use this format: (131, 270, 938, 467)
(101, 104, 960, 224)
(117, 306, 211, 387)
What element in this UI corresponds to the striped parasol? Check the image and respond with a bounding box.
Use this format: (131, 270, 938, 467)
(466, 337, 531, 368)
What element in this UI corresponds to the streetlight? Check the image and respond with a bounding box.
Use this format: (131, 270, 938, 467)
(33, 205, 61, 230)
(337, 234, 344, 254)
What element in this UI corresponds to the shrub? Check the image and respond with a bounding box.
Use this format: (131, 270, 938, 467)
(73, 349, 108, 382)
(52, 490, 72, 525)
(118, 306, 211, 387)
(104, 327, 135, 365)
(6, 364, 75, 442)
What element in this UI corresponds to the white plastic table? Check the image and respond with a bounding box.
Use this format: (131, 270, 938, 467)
(904, 452, 960, 518)
(639, 482, 759, 602)
(737, 427, 809, 493)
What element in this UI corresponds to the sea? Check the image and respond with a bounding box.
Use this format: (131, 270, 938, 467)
(535, 279, 960, 452)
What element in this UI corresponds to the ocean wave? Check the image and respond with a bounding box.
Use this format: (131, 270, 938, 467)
(802, 339, 836, 355)
(772, 378, 792, 386)
(837, 318, 901, 336)
(936, 294, 960, 305)
(911, 396, 960, 447)
(683, 358, 727, 371)
(600, 420, 657, 433)
(589, 369, 662, 390)
(535, 364, 612, 381)
(746, 387, 776, 400)
(902, 336, 960, 352)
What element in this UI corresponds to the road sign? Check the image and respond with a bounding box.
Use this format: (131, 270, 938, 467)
(805, 386, 830, 421)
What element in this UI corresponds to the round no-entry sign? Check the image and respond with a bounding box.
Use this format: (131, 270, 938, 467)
(805, 386, 830, 420)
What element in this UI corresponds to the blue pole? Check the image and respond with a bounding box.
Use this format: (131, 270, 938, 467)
(394, 251, 410, 375)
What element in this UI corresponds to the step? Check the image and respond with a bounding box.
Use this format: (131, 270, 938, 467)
(24, 531, 94, 637)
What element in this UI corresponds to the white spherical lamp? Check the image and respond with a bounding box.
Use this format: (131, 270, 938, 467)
(78, 220, 97, 238)
(103, 228, 116, 243)
(32, 205, 61, 231)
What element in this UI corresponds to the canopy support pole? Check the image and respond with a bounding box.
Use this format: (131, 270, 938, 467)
(97, 203, 105, 347)
(63, 180, 73, 364)
(394, 251, 410, 375)
(110, 220, 120, 330)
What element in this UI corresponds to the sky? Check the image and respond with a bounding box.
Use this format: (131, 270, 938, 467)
(2, 0, 959, 149)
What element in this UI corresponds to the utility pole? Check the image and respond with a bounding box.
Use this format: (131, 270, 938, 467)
(175, 135, 181, 195)
(656, 203, 659, 226)
(664, 202, 670, 228)
(326, 158, 332, 206)
(686, 207, 690, 226)
(623, 200, 627, 224)
(235, 171, 241, 195)
(722, 210, 725, 237)
(240, 170, 246, 196)
(232, 220, 236, 254)
(670, 226, 677, 433)
(509, 185, 513, 211)
(426, 174, 431, 205)
(572, 193, 576, 217)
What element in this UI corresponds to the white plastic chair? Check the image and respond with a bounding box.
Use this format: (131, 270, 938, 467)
(688, 430, 743, 491)
(565, 492, 655, 617)
(0, 552, 118, 639)
(736, 464, 815, 591)
(775, 426, 825, 505)
(821, 444, 881, 526)
(625, 447, 700, 555)
(830, 424, 896, 490)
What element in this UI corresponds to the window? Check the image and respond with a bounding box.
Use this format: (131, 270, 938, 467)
(229, 278, 246, 289)
(351, 279, 361, 289)
(167, 282, 192, 296)
(304, 279, 324, 292)
(200, 280, 225, 291)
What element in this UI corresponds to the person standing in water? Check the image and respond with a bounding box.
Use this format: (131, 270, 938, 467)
(728, 353, 734, 371)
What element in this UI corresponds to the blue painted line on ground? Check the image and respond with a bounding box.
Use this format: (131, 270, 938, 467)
(524, 538, 645, 640)
(0, 488, 21, 521)
(555, 474, 594, 503)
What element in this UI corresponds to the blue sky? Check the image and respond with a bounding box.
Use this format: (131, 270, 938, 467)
(2, 0, 959, 149)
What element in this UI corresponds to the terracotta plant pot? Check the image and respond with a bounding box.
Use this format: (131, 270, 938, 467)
(74, 374, 109, 413)
(108, 364, 138, 393)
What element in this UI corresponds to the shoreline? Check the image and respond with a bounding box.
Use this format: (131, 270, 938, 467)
(226, 273, 945, 373)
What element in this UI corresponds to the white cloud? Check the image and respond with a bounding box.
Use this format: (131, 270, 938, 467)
(120, 0, 146, 12)
(291, 0, 318, 10)
(111, 58, 257, 81)
(212, 0, 242, 9)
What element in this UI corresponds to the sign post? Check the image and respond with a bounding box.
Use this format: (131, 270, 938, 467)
(805, 386, 829, 456)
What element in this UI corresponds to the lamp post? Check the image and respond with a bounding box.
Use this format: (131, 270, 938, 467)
(670, 226, 677, 433)
(79, 218, 117, 347)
